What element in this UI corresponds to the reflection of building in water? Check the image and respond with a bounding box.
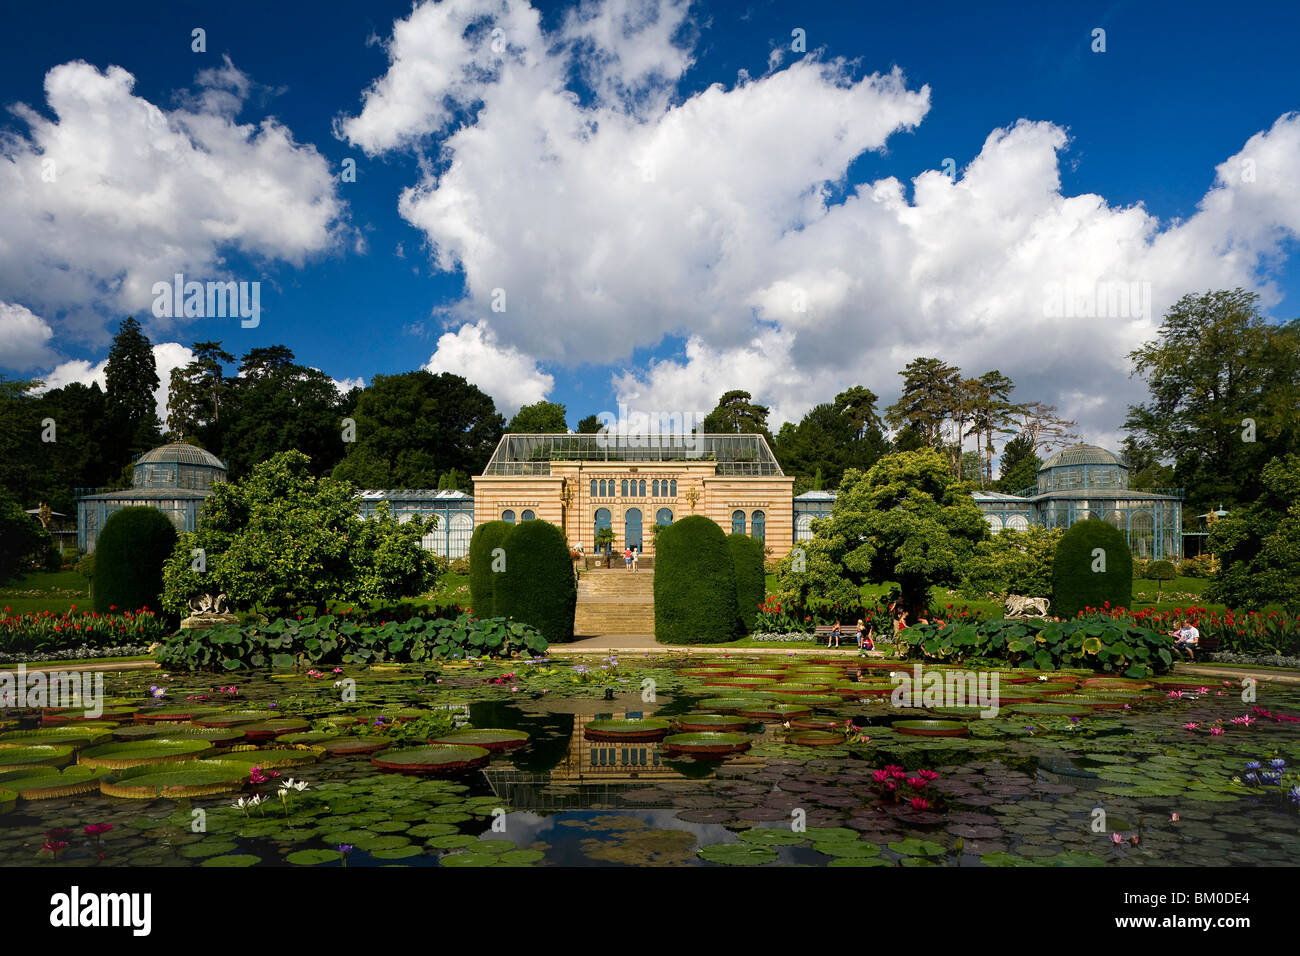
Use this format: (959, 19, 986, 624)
(484, 712, 782, 810)
(556, 712, 671, 781)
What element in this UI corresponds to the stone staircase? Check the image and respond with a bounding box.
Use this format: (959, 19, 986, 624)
(573, 568, 655, 636)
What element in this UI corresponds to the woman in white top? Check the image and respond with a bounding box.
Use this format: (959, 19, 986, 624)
(631, 546, 639, 572)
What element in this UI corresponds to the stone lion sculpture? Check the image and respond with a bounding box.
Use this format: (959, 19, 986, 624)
(1005, 594, 1050, 618)
(188, 593, 232, 615)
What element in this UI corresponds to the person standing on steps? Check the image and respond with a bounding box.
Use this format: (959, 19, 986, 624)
(631, 545, 639, 572)
(624, 546, 633, 572)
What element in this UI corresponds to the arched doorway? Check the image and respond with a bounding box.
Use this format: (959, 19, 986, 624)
(625, 508, 643, 552)
(594, 507, 612, 552)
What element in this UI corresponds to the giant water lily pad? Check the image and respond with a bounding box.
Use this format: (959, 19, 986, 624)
(100, 759, 249, 799)
(675, 714, 749, 732)
(192, 711, 272, 728)
(78, 738, 213, 769)
(893, 719, 970, 737)
(0, 725, 116, 748)
(430, 728, 531, 751)
(582, 720, 671, 742)
(785, 730, 845, 747)
(371, 745, 491, 775)
(0, 744, 73, 770)
(0, 765, 109, 799)
(110, 723, 246, 745)
(1005, 704, 1092, 718)
(737, 703, 812, 720)
(663, 733, 751, 755)
(240, 719, 311, 742)
(696, 697, 766, 712)
(217, 748, 321, 769)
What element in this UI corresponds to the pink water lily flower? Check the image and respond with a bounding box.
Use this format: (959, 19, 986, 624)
(1183, 722, 1199, 731)
(1111, 832, 1122, 845)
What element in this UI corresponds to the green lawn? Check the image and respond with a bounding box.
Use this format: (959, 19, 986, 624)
(0, 569, 92, 615)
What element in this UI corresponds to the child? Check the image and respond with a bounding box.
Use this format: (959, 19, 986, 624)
(830, 621, 842, 648)
(857, 619, 873, 653)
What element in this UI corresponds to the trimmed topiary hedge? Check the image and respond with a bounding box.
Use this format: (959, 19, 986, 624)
(93, 507, 178, 615)
(468, 520, 514, 618)
(654, 515, 739, 644)
(727, 533, 766, 634)
(1051, 519, 1132, 618)
(495, 519, 576, 643)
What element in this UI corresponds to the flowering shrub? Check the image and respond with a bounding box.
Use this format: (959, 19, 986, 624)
(895, 615, 1176, 676)
(1075, 604, 1300, 657)
(0, 606, 169, 654)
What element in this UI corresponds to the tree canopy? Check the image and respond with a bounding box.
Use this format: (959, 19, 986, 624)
(162, 450, 436, 617)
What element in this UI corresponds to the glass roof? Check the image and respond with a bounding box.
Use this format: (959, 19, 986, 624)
(482, 433, 784, 476)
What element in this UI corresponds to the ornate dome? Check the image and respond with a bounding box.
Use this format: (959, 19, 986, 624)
(134, 442, 226, 469)
(1039, 443, 1126, 471)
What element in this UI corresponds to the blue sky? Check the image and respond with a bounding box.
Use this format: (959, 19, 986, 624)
(2, 0, 1298, 448)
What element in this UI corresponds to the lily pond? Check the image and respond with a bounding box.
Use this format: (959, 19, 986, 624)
(1, 655, 1298, 867)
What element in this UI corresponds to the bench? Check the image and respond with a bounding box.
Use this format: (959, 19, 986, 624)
(813, 625, 866, 647)
(1179, 635, 1220, 660)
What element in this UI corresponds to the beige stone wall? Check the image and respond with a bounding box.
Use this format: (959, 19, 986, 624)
(472, 461, 795, 557)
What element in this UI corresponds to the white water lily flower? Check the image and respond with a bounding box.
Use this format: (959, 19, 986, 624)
(279, 778, 295, 791)
(292, 780, 310, 792)
(247, 794, 264, 806)
(232, 797, 248, 810)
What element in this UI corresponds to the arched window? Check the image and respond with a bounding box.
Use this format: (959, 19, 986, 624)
(621, 479, 629, 497)
(669, 479, 677, 497)
(625, 508, 643, 551)
(638, 480, 646, 497)
(594, 508, 612, 552)
(984, 514, 1003, 532)
(752, 510, 765, 542)
(521, 510, 535, 521)
(652, 479, 659, 497)
(598, 479, 606, 497)
(656, 508, 673, 526)
(502, 510, 516, 524)
(590, 479, 597, 498)
(732, 510, 745, 535)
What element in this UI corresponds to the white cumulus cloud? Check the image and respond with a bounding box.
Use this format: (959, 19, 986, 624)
(423, 320, 553, 415)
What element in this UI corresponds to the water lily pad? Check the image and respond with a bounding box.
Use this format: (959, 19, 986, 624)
(99, 759, 249, 799)
(499, 849, 545, 865)
(216, 748, 321, 769)
(0, 765, 108, 799)
(582, 720, 671, 742)
(430, 728, 532, 751)
(371, 745, 491, 775)
(240, 719, 311, 742)
(78, 738, 213, 769)
(286, 848, 343, 865)
(370, 846, 423, 860)
(892, 719, 970, 738)
(663, 732, 751, 755)
(887, 837, 947, 857)
(178, 840, 241, 859)
(815, 840, 880, 858)
(737, 827, 806, 846)
(439, 852, 500, 867)
(675, 714, 749, 732)
(697, 842, 778, 865)
(201, 854, 261, 867)
(0, 744, 73, 770)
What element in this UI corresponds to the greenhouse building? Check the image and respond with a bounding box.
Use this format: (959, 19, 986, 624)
(972, 443, 1184, 560)
(76, 442, 228, 553)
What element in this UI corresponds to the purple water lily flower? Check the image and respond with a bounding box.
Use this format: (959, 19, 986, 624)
(1269, 758, 1286, 770)
(1245, 761, 1262, 771)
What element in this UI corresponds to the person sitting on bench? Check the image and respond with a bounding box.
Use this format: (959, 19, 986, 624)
(1173, 619, 1200, 659)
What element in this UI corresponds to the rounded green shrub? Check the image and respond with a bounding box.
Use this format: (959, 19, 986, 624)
(468, 520, 514, 618)
(727, 533, 766, 634)
(654, 515, 739, 644)
(495, 519, 576, 643)
(1051, 519, 1132, 618)
(93, 507, 178, 614)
